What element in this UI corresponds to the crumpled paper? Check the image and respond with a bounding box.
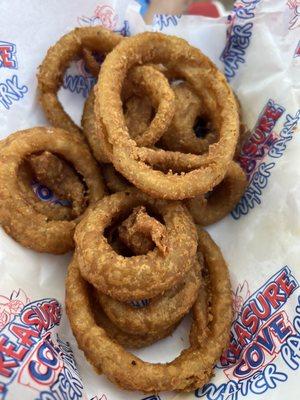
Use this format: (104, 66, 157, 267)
(0, 0, 299, 399)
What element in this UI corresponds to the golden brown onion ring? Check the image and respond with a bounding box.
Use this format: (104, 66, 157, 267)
(0, 127, 105, 254)
(186, 161, 247, 226)
(97, 257, 201, 336)
(38, 26, 122, 135)
(96, 32, 239, 200)
(75, 190, 197, 301)
(66, 229, 232, 392)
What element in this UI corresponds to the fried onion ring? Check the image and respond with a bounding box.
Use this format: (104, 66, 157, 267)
(0, 127, 105, 254)
(97, 257, 201, 336)
(66, 229, 232, 392)
(96, 32, 239, 200)
(92, 293, 178, 349)
(75, 190, 197, 301)
(186, 161, 247, 226)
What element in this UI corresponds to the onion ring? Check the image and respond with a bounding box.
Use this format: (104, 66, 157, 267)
(96, 32, 239, 200)
(66, 229, 232, 392)
(0, 127, 105, 254)
(186, 161, 247, 226)
(92, 293, 178, 349)
(75, 190, 198, 301)
(97, 257, 201, 336)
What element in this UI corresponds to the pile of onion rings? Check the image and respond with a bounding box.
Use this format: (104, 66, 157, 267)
(0, 25, 250, 394)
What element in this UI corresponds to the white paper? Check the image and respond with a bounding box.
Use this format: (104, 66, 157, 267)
(0, 1, 299, 399)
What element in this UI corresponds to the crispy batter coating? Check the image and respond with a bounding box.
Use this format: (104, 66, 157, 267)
(92, 294, 178, 349)
(0, 127, 105, 254)
(18, 162, 74, 221)
(124, 96, 152, 140)
(38, 26, 122, 134)
(96, 32, 239, 199)
(161, 82, 218, 154)
(97, 257, 201, 335)
(186, 161, 247, 226)
(118, 206, 168, 255)
(102, 164, 131, 193)
(81, 65, 175, 163)
(66, 229, 232, 392)
(29, 151, 86, 218)
(75, 190, 197, 301)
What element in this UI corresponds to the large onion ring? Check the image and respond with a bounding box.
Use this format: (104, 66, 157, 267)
(0, 127, 105, 254)
(96, 32, 239, 200)
(66, 229, 232, 392)
(75, 190, 198, 301)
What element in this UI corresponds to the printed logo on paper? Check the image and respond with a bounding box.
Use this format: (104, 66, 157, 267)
(0, 41, 18, 70)
(220, 0, 262, 80)
(294, 40, 300, 57)
(287, 0, 300, 30)
(232, 100, 300, 219)
(78, 5, 118, 30)
(152, 14, 182, 31)
(0, 289, 83, 399)
(63, 6, 130, 99)
(0, 74, 28, 111)
(90, 395, 108, 400)
(195, 266, 300, 400)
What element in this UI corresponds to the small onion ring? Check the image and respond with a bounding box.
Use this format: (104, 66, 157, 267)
(92, 294, 178, 349)
(96, 32, 239, 200)
(186, 161, 247, 226)
(0, 127, 105, 254)
(66, 229, 232, 392)
(97, 257, 202, 336)
(75, 190, 198, 301)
